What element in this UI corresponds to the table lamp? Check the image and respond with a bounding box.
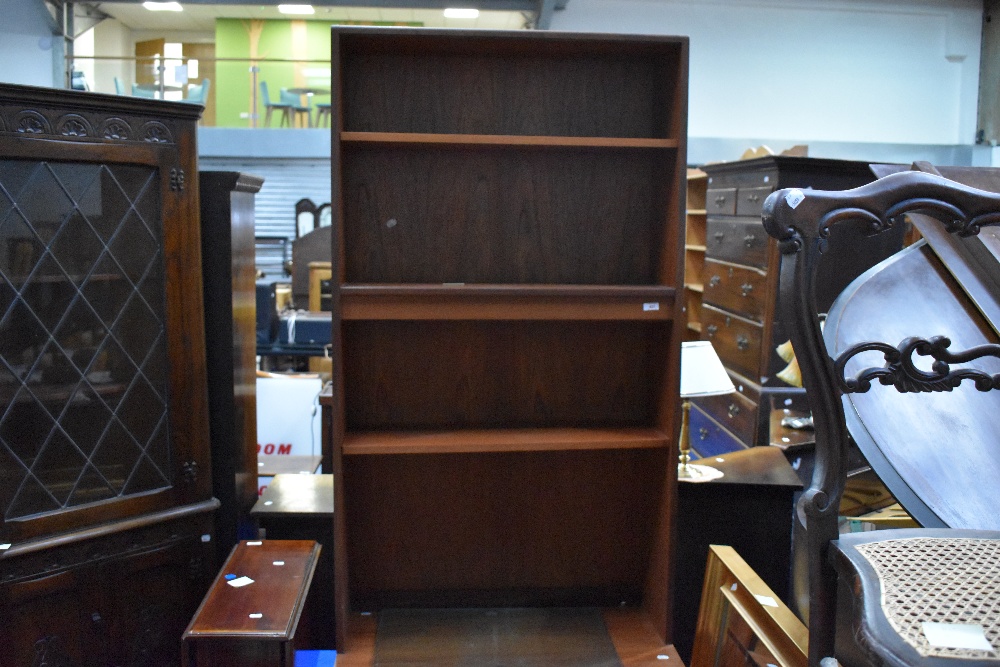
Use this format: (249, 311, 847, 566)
(678, 341, 736, 481)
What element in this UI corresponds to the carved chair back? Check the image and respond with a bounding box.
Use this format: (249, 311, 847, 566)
(761, 169, 1000, 665)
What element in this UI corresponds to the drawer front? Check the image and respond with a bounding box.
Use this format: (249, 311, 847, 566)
(706, 218, 768, 268)
(687, 403, 746, 458)
(694, 387, 758, 448)
(702, 304, 764, 380)
(736, 186, 772, 217)
(703, 258, 769, 321)
(706, 187, 736, 215)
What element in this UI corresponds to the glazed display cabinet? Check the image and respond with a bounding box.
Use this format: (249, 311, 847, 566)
(0, 83, 216, 667)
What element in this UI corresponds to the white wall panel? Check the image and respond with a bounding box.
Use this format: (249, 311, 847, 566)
(551, 0, 984, 145)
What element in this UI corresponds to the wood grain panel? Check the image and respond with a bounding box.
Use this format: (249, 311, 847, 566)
(342, 43, 678, 138)
(345, 449, 664, 604)
(342, 147, 670, 285)
(343, 321, 666, 430)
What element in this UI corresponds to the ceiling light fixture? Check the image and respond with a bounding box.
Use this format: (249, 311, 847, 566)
(443, 8, 480, 19)
(143, 2, 183, 11)
(278, 4, 315, 14)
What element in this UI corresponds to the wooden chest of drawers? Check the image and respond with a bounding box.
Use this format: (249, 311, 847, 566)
(691, 156, 905, 454)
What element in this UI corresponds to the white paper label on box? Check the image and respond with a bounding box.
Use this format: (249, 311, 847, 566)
(227, 576, 255, 588)
(754, 594, 779, 608)
(785, 189, 806, 209)
(247, 541, 262, 546)
(643, 302, 660, 312)
(922, 622, 993, 651)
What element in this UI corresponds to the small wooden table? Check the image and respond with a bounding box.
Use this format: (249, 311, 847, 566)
(252, 475, 335, 650)
(182, 540, 321, 667)
(673, 446, 802, 663)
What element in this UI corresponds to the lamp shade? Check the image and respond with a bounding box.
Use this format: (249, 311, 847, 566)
(680, 341, 735, 398)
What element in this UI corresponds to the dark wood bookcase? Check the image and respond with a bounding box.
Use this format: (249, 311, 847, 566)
(329, 27, 689, 656)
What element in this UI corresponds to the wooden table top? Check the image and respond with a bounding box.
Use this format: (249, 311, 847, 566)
(183, 540, 321, 639)
(687, 444, 802, 488)
(252, 473, 334, 517)
(258, 454, 322, 476)
(768, 408, 816, 451)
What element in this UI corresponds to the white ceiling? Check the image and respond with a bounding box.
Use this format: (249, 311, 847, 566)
(95, 2, 532, 33)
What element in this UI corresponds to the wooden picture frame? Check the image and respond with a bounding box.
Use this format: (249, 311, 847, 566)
(690, 545, 808, 667)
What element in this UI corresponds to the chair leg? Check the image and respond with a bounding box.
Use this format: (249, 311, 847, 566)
(264, 107, 273, 127)
(280, 108, 291, 128)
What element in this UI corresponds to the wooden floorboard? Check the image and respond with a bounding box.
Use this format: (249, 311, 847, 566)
(332, 609, 684, 666)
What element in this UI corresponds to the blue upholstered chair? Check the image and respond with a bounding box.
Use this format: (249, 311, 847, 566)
(184, 78, 210, 104)
(260, 81, 292, 127)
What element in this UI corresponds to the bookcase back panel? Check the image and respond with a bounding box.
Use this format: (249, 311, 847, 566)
(343, 321, 668, 430)
(345, 447, 665, 605)
(341, 40, 680, 138)
(343, 147, 672, 285)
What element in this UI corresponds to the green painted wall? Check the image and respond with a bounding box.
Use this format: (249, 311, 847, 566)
(214, 19, 419, 128)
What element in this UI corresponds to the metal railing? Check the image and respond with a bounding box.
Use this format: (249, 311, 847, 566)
(68, 55, 333, 128)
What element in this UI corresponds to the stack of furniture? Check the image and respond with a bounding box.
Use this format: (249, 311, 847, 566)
(327, 26, 689, 658)
(0, 83, 216, 666)
(688, 156, 905, 457)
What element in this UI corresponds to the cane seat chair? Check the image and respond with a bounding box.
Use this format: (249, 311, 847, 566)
(762, 166, 1000, 667)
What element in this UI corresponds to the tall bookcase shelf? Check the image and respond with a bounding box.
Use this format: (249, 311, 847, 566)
(330, 27, 688, 658)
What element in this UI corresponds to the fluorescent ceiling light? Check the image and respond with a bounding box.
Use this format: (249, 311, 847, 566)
(278, 4, 315, 14)
(143, 2, 183, 11)
(443, 8, 480, 19)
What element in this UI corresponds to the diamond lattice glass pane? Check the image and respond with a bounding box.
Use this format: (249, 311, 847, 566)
(118, 375, 165, 447)
(32, 338, 81, 396)
(59, 385, 113, 457)
(0, 360, 15, 386)
(140, 338, 168, 393)
(15, 164, 74, 243)
(112, 293, 162, 369)
(53, 297, 104, 375)
(109, 209, 159, 286)
(0, 301, 51, 381)
(7, 475, 59, 519)
(0, 387, 55, 465)
(0, 172, 16, 224)
(0, 158, 170, 521)
(97, 338, 137, 410)
(86, 167, 134, 244)
(138, 270, 166, 318)
(0, 161, 46, 214)
(67, 463, 117, 507)
(51, 210, 104, 281)
(107, 164, 158, 206)
(20, 253, 75, 332)
(0, 441, 28, 516)
(0, 209, 42, 280)
(122, 453, 170, 496)
(146, 421, 170, 481)
(32, 430, 87, 507)
(0, 280, 14, 323)
(48, 162, 101, 207)
(92, 420, 140, 493)
(83, 254, 128, 325)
